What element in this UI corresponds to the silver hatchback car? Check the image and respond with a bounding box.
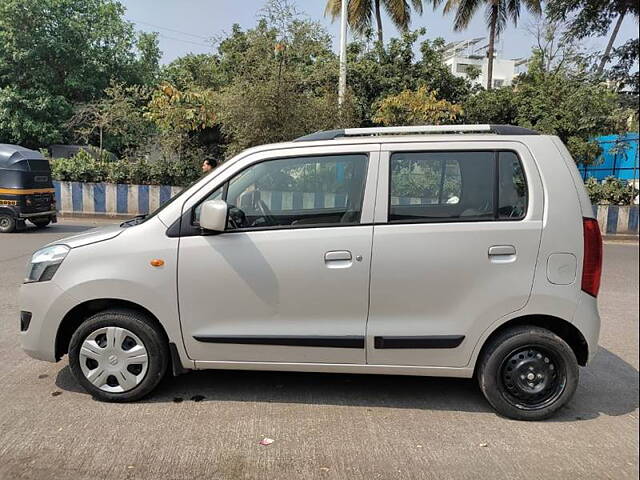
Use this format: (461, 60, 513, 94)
(20, 125, 603, 420)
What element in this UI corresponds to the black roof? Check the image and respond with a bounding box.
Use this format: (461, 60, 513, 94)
(0, 144, 45, 168)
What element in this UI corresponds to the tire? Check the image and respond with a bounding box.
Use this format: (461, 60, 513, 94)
(0, 213, 16, 233)
(68, 309, 169, 402)
(477, 326, 579, 421)
(30, 217, 51, 228)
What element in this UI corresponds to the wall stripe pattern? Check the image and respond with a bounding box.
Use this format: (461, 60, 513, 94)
(54, 181, 181, 217)
(52, 181, 639, 235)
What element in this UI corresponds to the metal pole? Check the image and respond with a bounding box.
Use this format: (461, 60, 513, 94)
(338, 0, 348, 106)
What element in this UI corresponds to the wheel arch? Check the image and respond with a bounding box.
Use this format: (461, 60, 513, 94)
(474, 314, 589, 374)
(0, 205, 17, 216)
(55, 298, 170, 361)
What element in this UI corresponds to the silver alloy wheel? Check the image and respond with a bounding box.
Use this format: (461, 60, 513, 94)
(0, 216, 11, 229)
(79, 326, 149, 393)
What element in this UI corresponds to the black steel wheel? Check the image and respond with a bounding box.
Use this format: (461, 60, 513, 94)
(499, 345, 566, 411)
(478, 326, 579, 420)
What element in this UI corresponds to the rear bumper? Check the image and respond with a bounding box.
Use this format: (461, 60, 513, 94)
(19, 210, 56, 218)
(572, 292, 601, 364)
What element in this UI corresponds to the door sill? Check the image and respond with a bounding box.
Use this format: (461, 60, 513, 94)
(192, 360, 474, 378)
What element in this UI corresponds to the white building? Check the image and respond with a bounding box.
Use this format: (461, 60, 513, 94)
(442, 38, 528, 88)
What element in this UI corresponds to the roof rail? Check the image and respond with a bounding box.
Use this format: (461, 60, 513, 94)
(293, 124, 539, 142)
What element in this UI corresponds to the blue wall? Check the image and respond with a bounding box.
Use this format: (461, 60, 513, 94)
(579, 133, 640, 181)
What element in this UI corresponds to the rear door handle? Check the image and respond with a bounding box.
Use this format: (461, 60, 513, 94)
(489, 245, 516, 257)
(325, 250, 352, 262)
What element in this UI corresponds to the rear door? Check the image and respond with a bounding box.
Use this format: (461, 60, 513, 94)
(366, 141, 544, 368)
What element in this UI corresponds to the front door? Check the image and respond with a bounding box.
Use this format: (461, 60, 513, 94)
(178, 149, 379, 364)
(366, 143, 543, 368)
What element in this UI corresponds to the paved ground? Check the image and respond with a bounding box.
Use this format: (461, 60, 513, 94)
(0, 218, 638, 480)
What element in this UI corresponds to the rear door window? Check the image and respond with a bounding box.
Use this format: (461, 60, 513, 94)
(388, 150, 527, 222)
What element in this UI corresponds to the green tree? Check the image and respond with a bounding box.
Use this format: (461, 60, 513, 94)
(66, 83, 153, 157)
(463, 51, 622, 164)
(347, 29, 472, 123)
(325, 0, 425, 44)
(373, 86, 463, 125)
(435, 0, 541, 89)
(0, 0, 161, 148)
(463, 87, 518, 124)
(546, 0, 639, 74)
(161, 54, 223, 90)
(145, 84, 218, 159)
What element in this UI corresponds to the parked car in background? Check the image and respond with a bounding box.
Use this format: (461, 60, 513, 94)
(19, 125, 602, 420)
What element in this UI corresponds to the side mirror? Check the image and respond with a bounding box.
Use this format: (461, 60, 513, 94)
(200, 199, 228, 232)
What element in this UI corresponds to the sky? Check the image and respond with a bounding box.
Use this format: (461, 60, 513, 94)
(120, 0, 639, 65)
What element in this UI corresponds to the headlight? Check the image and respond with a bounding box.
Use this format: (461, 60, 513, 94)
(25, 245, 70, 283)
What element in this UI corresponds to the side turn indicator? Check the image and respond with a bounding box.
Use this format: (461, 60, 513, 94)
(150, 259, 165, 267)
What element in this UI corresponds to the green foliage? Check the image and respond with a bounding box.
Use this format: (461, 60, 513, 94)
(213, 6, 358, 155)
(463, 52, 622, 164)
(347, 30, 472, 123)
(67, 83, 153, 157)
(463, 88, 518, 125)
(50, 151, 201, 186)
(373, 86, 463, 126)
(585, 176, 639, 205)
(0, 0, 161, 148)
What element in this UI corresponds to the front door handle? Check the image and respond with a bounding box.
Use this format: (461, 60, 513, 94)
(324, 250, 353, 269)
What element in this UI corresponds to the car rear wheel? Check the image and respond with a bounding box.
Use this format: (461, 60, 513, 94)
(0, 213, 16, 233)
(30, 218, 51, 228)
(68, 309, 169, 402)
(477, 326, 579, 421)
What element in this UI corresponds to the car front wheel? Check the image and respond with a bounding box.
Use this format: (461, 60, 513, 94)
(68, 309, 169, 402)
(477, 326, 579, 421)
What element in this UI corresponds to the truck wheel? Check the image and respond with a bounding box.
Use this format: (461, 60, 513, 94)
(0, 213, 16, 233)
(68, 309, 169, 402)
(477, 326, 579, 421)
(30, 218, 51, 228)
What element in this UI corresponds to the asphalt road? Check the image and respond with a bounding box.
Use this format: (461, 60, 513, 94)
(0, 219, 638, 480)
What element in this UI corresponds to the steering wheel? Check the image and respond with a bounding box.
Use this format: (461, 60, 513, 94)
(256, 199, 278, 226)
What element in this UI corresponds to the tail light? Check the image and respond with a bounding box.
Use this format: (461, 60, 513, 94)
(582, 218, 603, 297)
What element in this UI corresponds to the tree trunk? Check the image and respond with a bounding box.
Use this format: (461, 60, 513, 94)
(597, 11, 625, 76)
(374, 0, 383, 44)
(486, 3, 498, 90)
(99, 125, 103, 159)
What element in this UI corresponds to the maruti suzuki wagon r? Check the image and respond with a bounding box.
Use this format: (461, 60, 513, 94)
(20, 125, 603, 420)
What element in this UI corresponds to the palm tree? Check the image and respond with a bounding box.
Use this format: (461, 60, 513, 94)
(436, 0, 541, 89)
(596, 0, 639, 75)
(325, 0, 425, 45)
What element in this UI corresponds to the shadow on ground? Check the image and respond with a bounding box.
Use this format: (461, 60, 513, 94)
(55, 347, 638, 421)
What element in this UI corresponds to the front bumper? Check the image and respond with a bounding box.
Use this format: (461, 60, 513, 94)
(19, 281, 77, 362)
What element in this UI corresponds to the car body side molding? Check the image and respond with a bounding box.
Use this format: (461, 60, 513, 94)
(374, 336, 465, 349)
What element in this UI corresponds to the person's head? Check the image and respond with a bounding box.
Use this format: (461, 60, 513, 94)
(202, 158, 218, 173)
